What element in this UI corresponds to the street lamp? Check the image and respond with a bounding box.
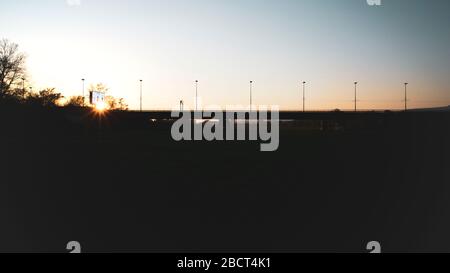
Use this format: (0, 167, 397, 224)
(404, 83, 408, 111)
(195, 80, 199, 112)
(250, 81, 253, 111)
(81, 79, 85, 105)
(140, 79, 143, 112)
(302, 81, 306, 112)
(354, 82, 358, 112)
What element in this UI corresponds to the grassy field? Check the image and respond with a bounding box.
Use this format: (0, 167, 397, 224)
(0, 106, 449, 252)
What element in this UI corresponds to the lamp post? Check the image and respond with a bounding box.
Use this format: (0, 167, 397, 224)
(354, 82, 358, 112)
(302, 81, 306, 112)
(404, 82, 408, 111)
(250, 81, 253, 111)
(82, 79, 85, 105)
(195, 80, 199, 112)
(140, 79, 143, 112)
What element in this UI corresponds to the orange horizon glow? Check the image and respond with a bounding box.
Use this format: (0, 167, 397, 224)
(2, 1, 450, 111)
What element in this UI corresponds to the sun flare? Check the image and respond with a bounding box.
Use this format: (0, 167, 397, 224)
(95, 101, 107, 112)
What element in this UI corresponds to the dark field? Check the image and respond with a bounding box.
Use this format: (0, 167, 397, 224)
(1, 106, 449, 253)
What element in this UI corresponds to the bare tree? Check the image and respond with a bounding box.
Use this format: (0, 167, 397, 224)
(0, 39, 27, 97)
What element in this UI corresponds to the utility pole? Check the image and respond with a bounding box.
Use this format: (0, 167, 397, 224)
(354, 82, 358, 112)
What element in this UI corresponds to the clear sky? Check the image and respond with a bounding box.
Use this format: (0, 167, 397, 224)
(1, 0, 450, 110)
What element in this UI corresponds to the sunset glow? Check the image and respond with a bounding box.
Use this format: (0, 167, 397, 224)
(94, 101, 107, 112)
(1, 0, 450, 111)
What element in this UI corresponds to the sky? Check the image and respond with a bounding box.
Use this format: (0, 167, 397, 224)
(1, 0, 450, 110)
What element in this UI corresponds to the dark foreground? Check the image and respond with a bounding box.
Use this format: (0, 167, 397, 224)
(0, 105, 449, 253)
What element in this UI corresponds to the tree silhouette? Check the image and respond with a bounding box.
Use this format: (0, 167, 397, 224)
(106, 96, 128, 111)
(66, 96, 85, 107)
(0, 39, 27, 98)
(27, 88, 63, 107)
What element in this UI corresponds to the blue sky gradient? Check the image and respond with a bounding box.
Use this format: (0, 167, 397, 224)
(1, 0, 449, 110)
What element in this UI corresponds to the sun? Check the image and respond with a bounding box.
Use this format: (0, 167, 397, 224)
(94, 101, 107, 112)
